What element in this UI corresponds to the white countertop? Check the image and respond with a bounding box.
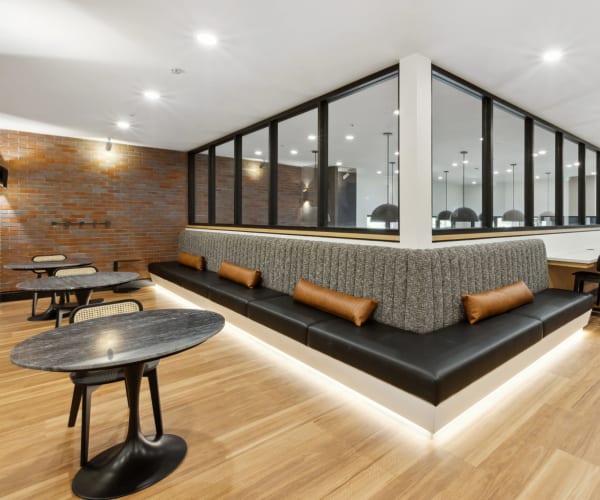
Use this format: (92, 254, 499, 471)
(547, 248, 598, 264)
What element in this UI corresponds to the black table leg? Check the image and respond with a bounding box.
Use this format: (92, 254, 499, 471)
(71, 362, 186, 499)
(27, 293, 58, 321)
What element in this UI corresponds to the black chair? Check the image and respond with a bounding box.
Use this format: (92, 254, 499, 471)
(573, 255, 600, 305)
(30, 253, 66, 316)
(67, 299, 162, 466)
(53, 266, 101, 327)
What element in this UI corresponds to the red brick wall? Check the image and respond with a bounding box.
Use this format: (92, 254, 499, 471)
(0, 130, 187, 293)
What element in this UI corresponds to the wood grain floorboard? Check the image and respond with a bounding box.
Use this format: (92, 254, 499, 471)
(2, 287, 600, 499)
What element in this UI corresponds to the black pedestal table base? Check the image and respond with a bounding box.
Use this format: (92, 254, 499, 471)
(72, 362, 186, 499)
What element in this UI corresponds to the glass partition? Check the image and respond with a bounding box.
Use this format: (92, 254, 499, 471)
(277, 108, 318, 226)
(493, 105, 525, 227)
(432, 75, 483, 229)
(215, 141, 235, 224)
(242, 128, 269, 225)
(533, 125, 556, 226)
(328, 75, 399, 229)
(563, 138, 579, 225)
(194, 151, 209, 223)
(586, 148, 597, 225)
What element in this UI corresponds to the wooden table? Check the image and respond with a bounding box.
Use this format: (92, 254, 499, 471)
(547, 249, 597, 290)
(10, 309, 225, 499)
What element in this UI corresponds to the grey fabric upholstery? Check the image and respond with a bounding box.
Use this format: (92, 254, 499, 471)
(179, 230, 549, 334)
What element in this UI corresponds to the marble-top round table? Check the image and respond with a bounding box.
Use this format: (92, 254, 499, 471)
(4, 257, 93, 274)
(11, 308, 225, 499)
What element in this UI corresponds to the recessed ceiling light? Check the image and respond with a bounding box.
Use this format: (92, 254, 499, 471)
(196, 32, 218, 47)
(463, 160, 469, 164)
(394, 169, 399, 174)
(376, 170, 382, 175)
(566, 164, 572, 168)
(479, 137, 483, 141)
(592, 172, 597, 176)
(254, 150, 262, 156)
(538, 150, 547, 155)
(471, 181, 477, 184)
(535, 175, 540, 179)
(143, 90, 161, 100)
(494, 171, 499, 175)
(574, 161, 580, 166)
(506, 168, 512, 173)
(345, 134, 355, 141)
(394, 151, 399, 156)
(452, 162, 458, 167)
(393, 109, 400, 116)
(307, 134, 316, 141)
(437, 176, 443, 180)
(116, 121, 130, 130)
(533, 153, 538, 157)
(290, 149, 298, 155)
(542, 49, 563, 63)
(335, 161, 343, 166)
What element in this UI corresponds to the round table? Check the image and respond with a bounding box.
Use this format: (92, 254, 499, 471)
(17, 272, 139, 309)
(10, 308, 225, 499)
(4, 257, 93, 274)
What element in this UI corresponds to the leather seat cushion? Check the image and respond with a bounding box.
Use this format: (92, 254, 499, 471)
(248, 295, 338, 343)
(508, 288, 593, 336)
(207, 279, 283, 315)
(307, 314, 542, 405)
(148, 262, 221, 295)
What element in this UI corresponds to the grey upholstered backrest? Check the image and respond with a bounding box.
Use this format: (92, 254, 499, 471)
(179, 230, 548, 334)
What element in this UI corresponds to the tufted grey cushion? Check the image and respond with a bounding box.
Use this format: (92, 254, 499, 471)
(179, 230, 548, 334)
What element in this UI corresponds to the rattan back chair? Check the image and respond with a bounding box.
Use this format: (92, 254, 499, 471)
(53, 266, 100, 327)
(67, 299, 162, 466)
(30, 253, 67, 317)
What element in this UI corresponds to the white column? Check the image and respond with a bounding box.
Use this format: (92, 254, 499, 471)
(399, 53, 432, 248)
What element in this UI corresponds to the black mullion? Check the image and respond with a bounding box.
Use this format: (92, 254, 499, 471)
(234, 135, 242, 224)
(317, 100, 328, 227)
(597, 152, 600, 224)
(208, 147, 216, 224)
(524, 117, 534, 227)
(578, 143, 586, 225)
(482, 97, 493, 228)
(269, 122, 278, 226)
(555, 132, 563, 226)
(187, 152, 195, 225)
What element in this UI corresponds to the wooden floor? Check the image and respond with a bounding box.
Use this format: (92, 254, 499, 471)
(2, 286, 600, 499)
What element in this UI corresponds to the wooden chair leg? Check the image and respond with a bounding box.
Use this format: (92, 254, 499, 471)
(147, 370, 163, 438)
(68, 385, 83, 427)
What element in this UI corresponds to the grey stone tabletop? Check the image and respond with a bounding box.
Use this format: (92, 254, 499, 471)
(10, 309, 225, 372)
(4, 257, 93, 271)
(16, 272, 139, 292)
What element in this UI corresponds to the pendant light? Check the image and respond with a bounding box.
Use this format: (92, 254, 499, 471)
(370, 132, 399, 228)
(539, 171, 554, 223)
(437, 170, 452, 224)
(450, 150, 478, 226)
(502, 162, 524, 223)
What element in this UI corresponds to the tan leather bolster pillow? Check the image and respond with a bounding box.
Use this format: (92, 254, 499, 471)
(293, 277, 378, 327)
(178, 251, 204, 271)
(461, 280, 534, 325)
(218, 260, 261, 288)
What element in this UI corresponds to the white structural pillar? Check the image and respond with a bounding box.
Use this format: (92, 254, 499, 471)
(399, 53, 432, 248)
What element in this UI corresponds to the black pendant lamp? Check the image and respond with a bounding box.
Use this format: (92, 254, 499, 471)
(450, 150, 478, 226)
(502, 162, 524, 223)
(539, 171, 554, 222)
(437, 170, 452, 223)
(370, 132, 399, 229)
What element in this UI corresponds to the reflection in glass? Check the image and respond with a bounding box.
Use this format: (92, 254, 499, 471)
(328, 75, 398, 229)
(215, 141, 235, 224)
(277, 109, 318, 226)
(563, 138, 579, 225)
(194, 151, 209, 223)
(432, 75, 483, 229)
(585, 149, 596, 225)
(533, 125, 555, 226)
(493, 105, 524, 227)
(242, 128, 269, 225)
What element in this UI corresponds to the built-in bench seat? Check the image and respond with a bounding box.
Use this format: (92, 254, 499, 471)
(149, 230, 593, 432)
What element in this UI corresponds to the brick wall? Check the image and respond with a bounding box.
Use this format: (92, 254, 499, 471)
(0, 130, 187, 293)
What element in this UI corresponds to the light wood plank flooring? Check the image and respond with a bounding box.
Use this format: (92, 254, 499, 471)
(1, 286, 600, 499)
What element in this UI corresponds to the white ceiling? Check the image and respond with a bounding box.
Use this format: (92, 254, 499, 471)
(1, 0, 600, 152)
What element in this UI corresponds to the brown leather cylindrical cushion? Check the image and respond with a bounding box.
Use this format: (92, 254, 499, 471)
(218, 260, 261, 288)
(461, 280, 534, 325)
(178, 251, 204, 271)
(293, 277, 378, 327)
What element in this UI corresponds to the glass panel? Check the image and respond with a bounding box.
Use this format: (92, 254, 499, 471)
(242, 128, 269, 225)
(586, 149, 597, 225)
(492, 105, 524, 227)
(215, 141, 235, 224)
(328, 75, 399, 229)
(194, 151, 209, 223)
(432, 75, 483, 229)
(277, 108, 318, 226)
(533, 125, 555, 226)
(563, 138, 579, 225)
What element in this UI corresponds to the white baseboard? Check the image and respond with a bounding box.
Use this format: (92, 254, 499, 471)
(151, 274, 590, 434)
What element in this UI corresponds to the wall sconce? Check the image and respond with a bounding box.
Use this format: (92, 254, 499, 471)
(302, 185, 309, 202)
(0, 165, 7, 188)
